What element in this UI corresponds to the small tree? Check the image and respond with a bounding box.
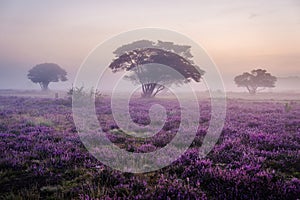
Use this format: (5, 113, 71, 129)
(109, 40, 204, 98)
(27, 63, 67, 91)
(234, 69, 277, 94)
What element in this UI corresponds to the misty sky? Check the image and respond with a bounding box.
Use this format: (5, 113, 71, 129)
(0, 0, 300, 91)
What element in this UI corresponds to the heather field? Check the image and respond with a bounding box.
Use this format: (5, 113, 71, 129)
(0, 94, 300, 199)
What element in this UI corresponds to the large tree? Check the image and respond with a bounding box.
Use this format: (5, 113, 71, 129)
(27, 63, 67, 91)
(234, 69, 277, 94)
(109, 40, 205, 98)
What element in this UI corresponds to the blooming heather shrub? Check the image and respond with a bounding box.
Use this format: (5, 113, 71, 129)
(0, 96, 299, 199)
(137, 144, 157, 153)
(151, 174, 208, 200)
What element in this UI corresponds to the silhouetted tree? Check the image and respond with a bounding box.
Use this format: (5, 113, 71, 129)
(234, 69, 277, 94)
(27, 63, 67, 91)
(109, 40, 204, 98)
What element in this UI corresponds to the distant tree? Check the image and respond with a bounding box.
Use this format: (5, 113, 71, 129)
(27, 63, 67, 91)
(109, 40, 205, 98)
(234, 69, 277, 94)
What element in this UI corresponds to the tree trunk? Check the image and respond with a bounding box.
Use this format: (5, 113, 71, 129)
(40, 82, 49, 91)
(141, 83, 156, 98)
(141, 83, 165, 98)
(246, 86, 257, 95)
(249, 89, 256, 95)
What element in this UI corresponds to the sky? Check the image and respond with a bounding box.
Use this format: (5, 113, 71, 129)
(0, 0, 300, 91)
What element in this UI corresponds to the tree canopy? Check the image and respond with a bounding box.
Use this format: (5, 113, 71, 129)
(109, 40, 204, 97)
(234, 69, 277, 94)
(27, 63, 67, 91)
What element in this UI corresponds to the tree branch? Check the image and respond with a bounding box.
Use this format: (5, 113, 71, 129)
(152, 85, 165, 97)
(257, 87, 266, 91)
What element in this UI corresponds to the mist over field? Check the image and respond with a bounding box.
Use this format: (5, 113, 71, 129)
(1, 73, 300, 93)
(1, 0, 300, 93)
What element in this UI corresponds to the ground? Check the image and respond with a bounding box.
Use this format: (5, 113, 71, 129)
(0, 90, 299, 199)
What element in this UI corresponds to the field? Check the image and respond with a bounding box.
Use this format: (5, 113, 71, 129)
(0, 93, 299, 199)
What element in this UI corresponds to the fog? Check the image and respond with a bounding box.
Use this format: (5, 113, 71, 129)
(0, 0, 299, 92)
(1, 65, 299, 93)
